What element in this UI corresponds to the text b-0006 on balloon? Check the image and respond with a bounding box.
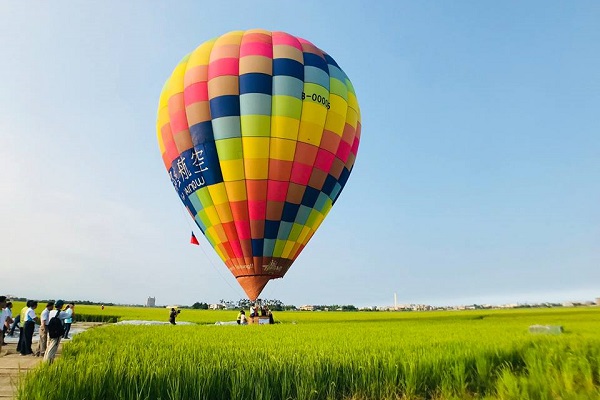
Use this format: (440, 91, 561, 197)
(302, 92, 330, 109)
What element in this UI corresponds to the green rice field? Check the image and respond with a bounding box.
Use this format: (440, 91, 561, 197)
(16, 306, 600, 399)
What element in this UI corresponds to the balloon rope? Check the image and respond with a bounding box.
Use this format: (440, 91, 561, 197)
(178, 204, 245, 299)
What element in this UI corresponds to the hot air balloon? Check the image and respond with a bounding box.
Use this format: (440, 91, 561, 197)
(157, 29, 361, 300)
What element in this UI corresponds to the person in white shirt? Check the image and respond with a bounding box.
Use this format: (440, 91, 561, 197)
(2, 301, 13, 345)
(63, 303, 74, 339)
(2, 302, 13, 345)
(20, 301, 39, 356)
(239, 310, 248, 325)
(43, 300, 69, 363)
(34, 301, 54, 357)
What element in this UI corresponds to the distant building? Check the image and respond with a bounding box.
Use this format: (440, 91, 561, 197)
(209, 303, 225, 310)
(595, 298, 600, 306)
(146, 297, 156, 307)
(299, 305, 314, 311)
(359, 306, 377, 311)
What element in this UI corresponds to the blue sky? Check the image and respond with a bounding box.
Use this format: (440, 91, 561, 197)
(1, 2, 598, 307)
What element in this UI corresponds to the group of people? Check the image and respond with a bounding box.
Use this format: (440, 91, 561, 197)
(0, 296, 75, 363)
(237, 304, 275, 325)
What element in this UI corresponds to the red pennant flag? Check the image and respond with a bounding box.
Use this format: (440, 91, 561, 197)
(190, 232, 199, 245)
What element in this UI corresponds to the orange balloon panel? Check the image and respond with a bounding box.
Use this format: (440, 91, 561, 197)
(157, 30, 361, 300)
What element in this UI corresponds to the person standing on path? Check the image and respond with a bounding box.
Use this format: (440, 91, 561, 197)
(16, 300, 31, 354)
(169, 308, 180, 325)
(2, 301, 14, 345)
(63, 303, 74, 339)
(43, 300, 68, 364)
(35, 301, 54, 357)
(20, 301, 39, 356)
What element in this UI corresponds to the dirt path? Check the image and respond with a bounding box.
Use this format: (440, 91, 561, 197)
(0, 343, 58, 399)
(0, 323, 104, 400)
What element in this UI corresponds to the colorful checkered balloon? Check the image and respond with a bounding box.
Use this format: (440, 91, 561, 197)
(157, 30, 361, 300)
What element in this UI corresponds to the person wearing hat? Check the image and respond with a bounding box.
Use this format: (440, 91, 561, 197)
(43, 300, 67, 363)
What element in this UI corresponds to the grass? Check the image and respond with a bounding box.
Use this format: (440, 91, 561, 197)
(15, 307, 600, 399)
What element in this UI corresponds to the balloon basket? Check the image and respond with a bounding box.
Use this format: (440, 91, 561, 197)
(249, 316, 272, 325)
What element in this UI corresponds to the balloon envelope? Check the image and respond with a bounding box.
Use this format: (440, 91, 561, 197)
(157, 29, 361, 300)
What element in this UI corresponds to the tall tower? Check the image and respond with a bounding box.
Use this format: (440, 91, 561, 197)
(146, 297, 156, 307)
